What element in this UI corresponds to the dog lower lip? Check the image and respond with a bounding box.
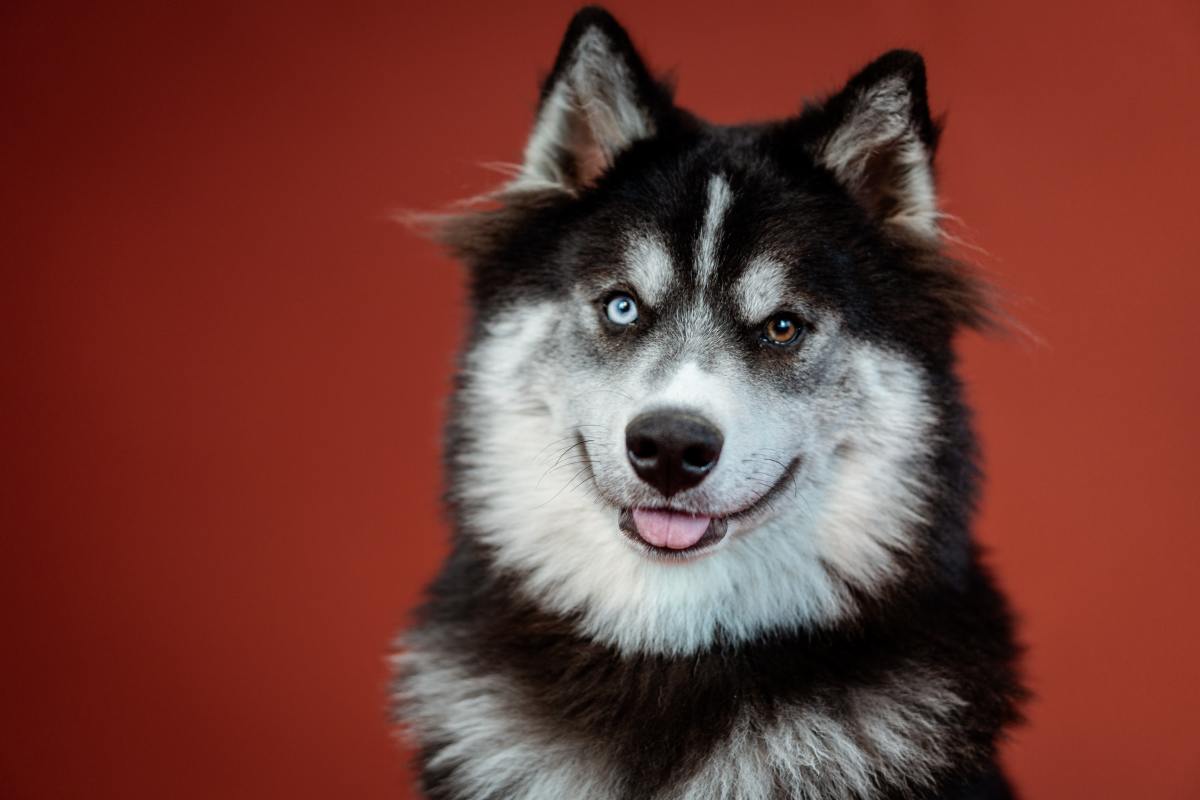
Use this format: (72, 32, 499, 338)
(613, 457, 801, 556)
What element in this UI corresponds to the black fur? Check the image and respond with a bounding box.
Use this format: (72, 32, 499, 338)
(399, 7, 1025, 799)
(412, 533, 1022, 799)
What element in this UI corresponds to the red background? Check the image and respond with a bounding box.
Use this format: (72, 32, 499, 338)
(4, 2, 1199, 797)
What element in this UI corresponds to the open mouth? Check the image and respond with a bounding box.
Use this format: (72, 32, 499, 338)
(618, 509, 728, 555)
(616, 457, 800, 559)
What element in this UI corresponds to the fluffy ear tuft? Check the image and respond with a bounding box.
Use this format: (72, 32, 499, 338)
(811, 50, 941, 240)
(515, 7, 669, 193)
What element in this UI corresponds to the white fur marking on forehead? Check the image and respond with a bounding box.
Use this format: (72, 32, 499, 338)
(695, 174, 732, 286)
(734, 257, 789, 322)
(625, 233, 674, 305)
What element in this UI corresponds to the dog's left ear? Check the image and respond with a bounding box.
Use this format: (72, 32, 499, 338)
(809, 50, 941, 240)
(515, 7, 671, 193)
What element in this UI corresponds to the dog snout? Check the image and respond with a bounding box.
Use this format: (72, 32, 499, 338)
(625, 410, 724, 498)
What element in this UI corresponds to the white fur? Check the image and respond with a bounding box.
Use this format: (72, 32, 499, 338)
(814, 349, 934, 588)
(733, 256, 789, 322)
(395, 643, 623, 798)
(454, 299, 938, 656)
(626, 232, 675, 305)
(666, 668, 963, 800)
(818, 77, 939, 238)
(398, 637, 964, 800)
(515, 28, 654, 193)
(695, 175, 733, 286)
(638, 356, 732, 430)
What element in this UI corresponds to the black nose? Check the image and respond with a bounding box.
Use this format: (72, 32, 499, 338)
(625, 410, 724, 498)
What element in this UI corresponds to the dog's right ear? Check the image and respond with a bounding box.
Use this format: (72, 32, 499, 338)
(514, 7, 672, 194)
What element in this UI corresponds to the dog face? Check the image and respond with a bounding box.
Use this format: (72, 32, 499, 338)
(438, 10, 986, 654)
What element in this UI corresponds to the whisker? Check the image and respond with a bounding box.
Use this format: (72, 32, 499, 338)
(533, 434, 583, 463)
(536, 438, 590, 488)
(569, 388, 634, 402)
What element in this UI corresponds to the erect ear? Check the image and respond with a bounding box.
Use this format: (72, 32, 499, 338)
(515, 7, 670, 193)
(810, 50, 942, 240)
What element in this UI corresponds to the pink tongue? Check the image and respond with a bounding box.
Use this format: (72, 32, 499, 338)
(631, 509, 712, 550)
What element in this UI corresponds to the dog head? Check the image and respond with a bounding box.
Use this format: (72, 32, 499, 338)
(436, 8, 988, 654)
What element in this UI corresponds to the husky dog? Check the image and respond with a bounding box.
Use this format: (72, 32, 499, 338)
(394, 7, 1024, 799)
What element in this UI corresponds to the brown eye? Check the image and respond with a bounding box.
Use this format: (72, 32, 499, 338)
(762, 314, 805, 346)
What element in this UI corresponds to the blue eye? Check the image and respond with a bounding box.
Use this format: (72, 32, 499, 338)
(604, 293, 639, 326)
